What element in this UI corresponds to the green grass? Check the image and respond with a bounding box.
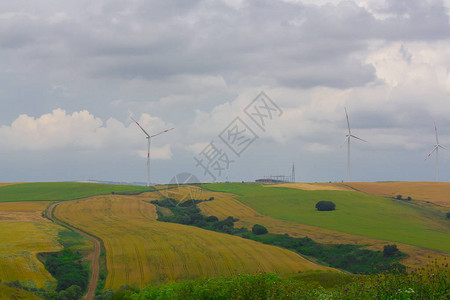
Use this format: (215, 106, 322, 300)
(0, 182, 151, 202)
(203, 183, 450, 253)
(57, 229, 92, 253)
(96, 261, 449, 299)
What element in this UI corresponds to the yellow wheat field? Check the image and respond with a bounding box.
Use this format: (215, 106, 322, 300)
(0, 283, 41, 299)
(343, 182, 450, 208)
(191, 186, 450, 269)
(55, 193, 334, 289)
(0, 201, 62, 287)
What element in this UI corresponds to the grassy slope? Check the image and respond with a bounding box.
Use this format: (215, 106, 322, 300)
(0, 182, 151, 202)
(203, 183, 450, 253)
(54, 192, 334, 289)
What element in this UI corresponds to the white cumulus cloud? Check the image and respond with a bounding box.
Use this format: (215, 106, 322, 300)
(0, 109, 174, 160)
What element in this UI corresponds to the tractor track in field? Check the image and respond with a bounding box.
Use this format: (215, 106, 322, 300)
(46, 202, 101, 300)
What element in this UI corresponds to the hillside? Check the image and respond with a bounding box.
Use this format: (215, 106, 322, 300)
(343, 181, 450, 208)
(162, 185, 448, 268)
(0, 182, 150, 202)
(0, 283, 41, 300)
(54, 192, 335, 289)
(0, 201, 63, 286)
(203, 183, 450, 253)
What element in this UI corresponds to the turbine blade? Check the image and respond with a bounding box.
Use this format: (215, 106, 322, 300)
(130, 116, 150, 137)
(150, 127, 174, 138)
(434, 121, 439, 144)
(350, 135, 368, 143)
(439, 145, 450, 151)
(425, 146, 438, 160)
(340, 136, 350, 148)
(344, 107, 351, 134)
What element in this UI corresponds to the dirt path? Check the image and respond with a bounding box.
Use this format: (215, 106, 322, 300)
(46, 202, 101, 300)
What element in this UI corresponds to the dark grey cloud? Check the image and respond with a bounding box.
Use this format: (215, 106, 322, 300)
(1, 0, 448, 90)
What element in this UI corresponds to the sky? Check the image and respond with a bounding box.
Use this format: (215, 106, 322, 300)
(2, 0, 450, 184)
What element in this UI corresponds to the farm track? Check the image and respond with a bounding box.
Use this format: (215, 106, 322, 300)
(46, 202, 100, 300)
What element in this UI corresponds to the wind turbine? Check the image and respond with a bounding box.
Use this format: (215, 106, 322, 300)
(131, 116, 174, 187)
(343, 107, 367, 182)
(425, 122, 449, 182)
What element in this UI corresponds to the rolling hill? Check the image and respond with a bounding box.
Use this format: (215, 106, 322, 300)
(54, 192, 335, 289)
(203, 183, 450, 253)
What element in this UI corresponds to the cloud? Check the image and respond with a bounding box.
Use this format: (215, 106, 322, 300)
(0, 109, 173, 159)
(2, 0, 450, 182)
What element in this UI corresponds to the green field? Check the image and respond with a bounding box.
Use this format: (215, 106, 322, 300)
(0, 182, 151, 202)
(203, 183, 450, 253)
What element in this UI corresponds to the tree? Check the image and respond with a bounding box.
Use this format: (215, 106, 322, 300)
(205, 216, 218, 222)
(64, 285, 82, 300)
(396, 195, 402, 200)
(315, 201, 336, 211)
(446, 212, 450, 219)
(383, 244, 400, 257)
(252, 224, 268, 235)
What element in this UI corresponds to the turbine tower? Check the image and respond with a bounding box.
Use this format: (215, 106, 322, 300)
(131, 116, 174, 187)
(426, 122, 449, 182)
(343, 107, 367, 182)
(291, 163, 295, 183)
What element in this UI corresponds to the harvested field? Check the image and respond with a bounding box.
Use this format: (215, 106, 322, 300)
(344, 181, 450, 208)
(54, 192, 335, 289)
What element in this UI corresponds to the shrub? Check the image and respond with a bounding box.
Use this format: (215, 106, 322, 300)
(252, 224, 268, 235)
(383, 244, 400, 257)
(315, 201, 336, 211)
(205, 215, 219, 222)
(446, 212, 450, 219)
(396, 195, 402, 200)
(407, 196, 412, 201)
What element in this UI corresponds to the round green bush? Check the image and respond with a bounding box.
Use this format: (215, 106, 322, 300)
(315, 201, 336, 211)
(252, 224, 268, 235)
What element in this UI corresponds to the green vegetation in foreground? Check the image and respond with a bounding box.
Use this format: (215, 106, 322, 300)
(151, 197, 406, 274)
(39, 249, 88, 293)
(0, 283, 41, 300)
(203, 183, 450, 252)
(94, 260, 449, 300)
(96, 243, 108, 295)
(0, 182, 151, 202)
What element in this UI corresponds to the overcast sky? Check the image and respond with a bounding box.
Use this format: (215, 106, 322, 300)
(2, 0, 450, 184)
